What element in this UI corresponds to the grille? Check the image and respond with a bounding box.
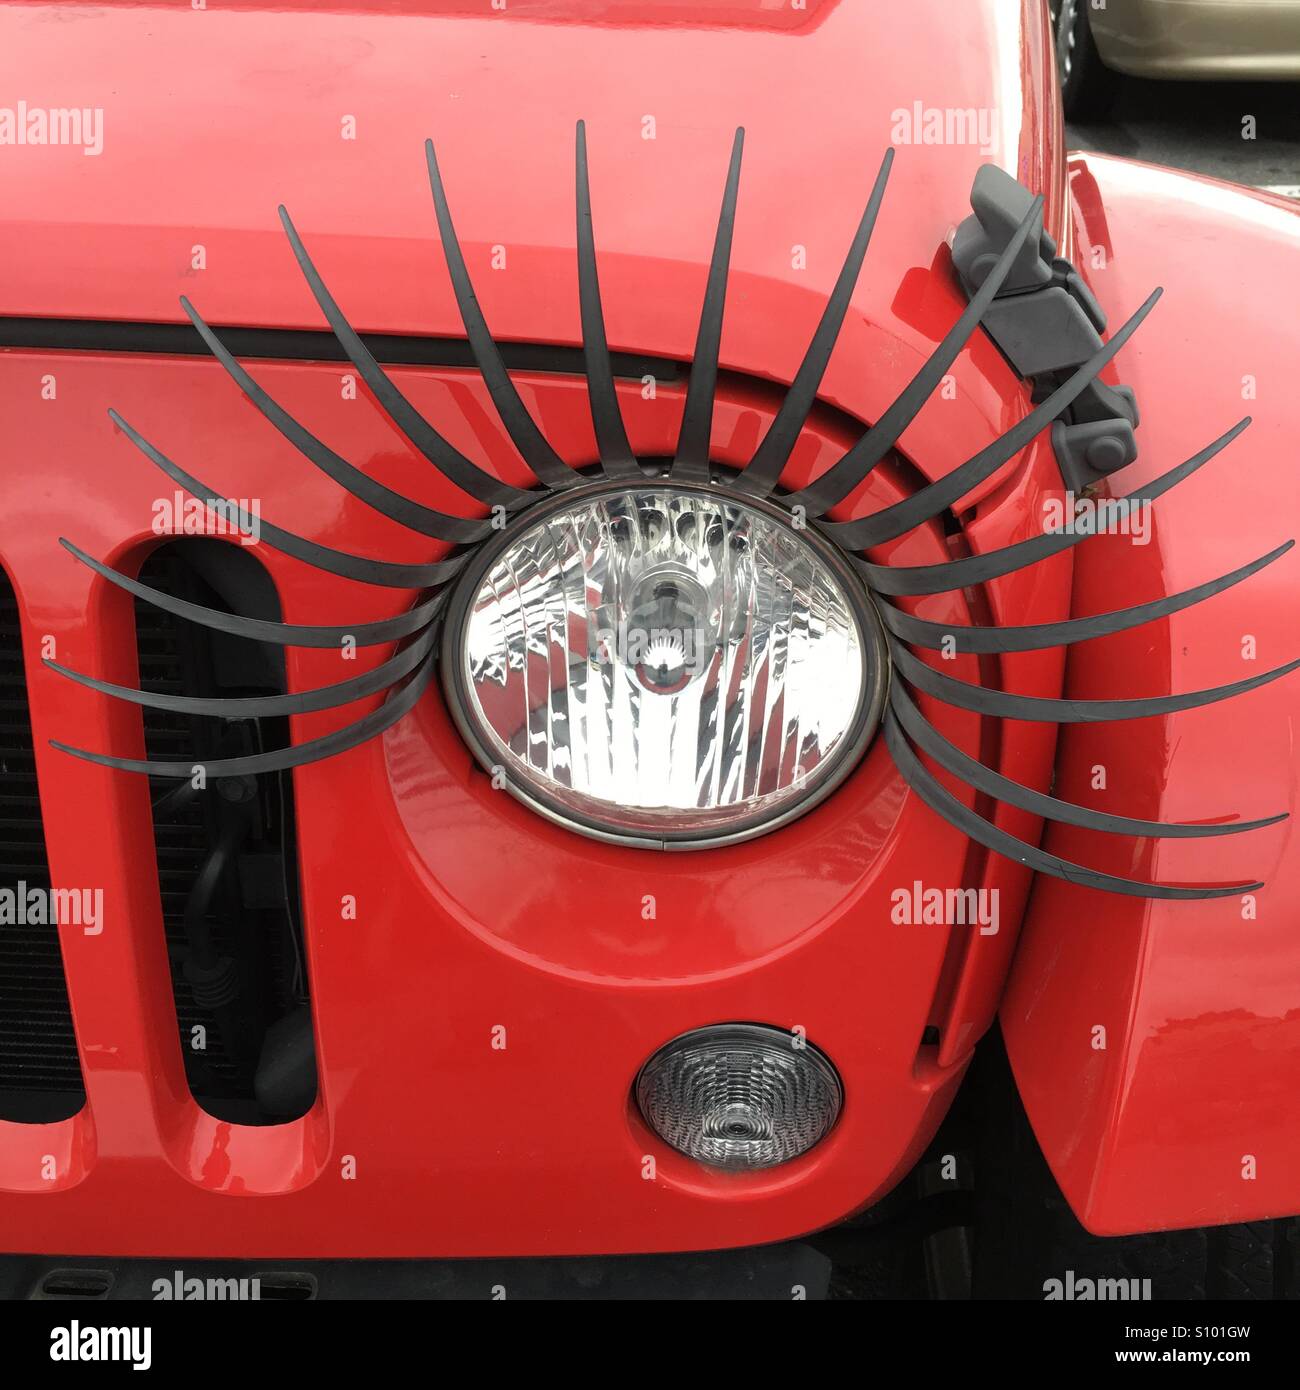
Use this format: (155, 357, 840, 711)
(135, 545, 307, 1121)
(0, 571, 86, 1121)
(134, 598, 242, 1091)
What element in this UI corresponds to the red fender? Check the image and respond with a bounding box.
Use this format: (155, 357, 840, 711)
(1002, 153, 1300, 1236)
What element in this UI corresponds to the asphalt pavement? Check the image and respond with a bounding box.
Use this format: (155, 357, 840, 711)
(1067, 77, 1300, 195)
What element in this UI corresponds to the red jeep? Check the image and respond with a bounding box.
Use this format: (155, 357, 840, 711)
(1, 0, 1297, 1305)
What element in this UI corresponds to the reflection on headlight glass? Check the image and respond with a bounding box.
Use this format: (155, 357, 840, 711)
(452, 486, 871, 843)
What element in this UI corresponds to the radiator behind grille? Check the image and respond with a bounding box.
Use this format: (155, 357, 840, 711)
(134, 544, 309, 1124)
(0, 571, 86, 1122)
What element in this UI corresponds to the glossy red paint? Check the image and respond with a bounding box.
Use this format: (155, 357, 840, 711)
(0, 0, 1091, 1256)
(0, 0, 1066, 487)
(1003, 155, 1300, 1236)
(0, 357, 967, 1254)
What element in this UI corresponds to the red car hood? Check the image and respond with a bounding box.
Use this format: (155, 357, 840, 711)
(0, 0, 1063, 492)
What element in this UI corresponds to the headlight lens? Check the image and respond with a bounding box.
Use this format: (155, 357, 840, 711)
(442, 481, 884, 847)
(636, 1023, 843, 1170)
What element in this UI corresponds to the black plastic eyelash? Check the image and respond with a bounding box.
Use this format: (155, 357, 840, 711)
(50, 124, 1296, 897)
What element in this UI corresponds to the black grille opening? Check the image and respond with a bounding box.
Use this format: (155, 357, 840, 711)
(135, 541, 316, 1125)
(0, 568, 86, 1123)
(37, 1268, 115, 1300)
(256, 1271, 318, 1300)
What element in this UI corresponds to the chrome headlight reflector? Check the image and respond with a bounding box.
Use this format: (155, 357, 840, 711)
(635, 1023, 843, 1170)
(442, 481, 886, 848)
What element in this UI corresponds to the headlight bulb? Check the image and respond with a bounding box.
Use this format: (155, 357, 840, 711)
(624, 567, 711, 696)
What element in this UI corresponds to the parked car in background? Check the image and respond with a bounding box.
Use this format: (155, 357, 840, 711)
(1052, 0, 1300, 116)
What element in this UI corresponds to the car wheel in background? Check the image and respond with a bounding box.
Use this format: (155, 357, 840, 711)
(1050, 0, 1121, 120)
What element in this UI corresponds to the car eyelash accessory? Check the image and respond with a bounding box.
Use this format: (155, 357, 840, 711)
(51, 128, 1294, 894)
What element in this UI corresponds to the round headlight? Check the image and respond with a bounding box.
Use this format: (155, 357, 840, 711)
(636, 1024, 843, 1170)
(441, 480, 886, 848)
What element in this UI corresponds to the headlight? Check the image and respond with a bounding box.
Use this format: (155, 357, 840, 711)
(635, 1023, 843, 1170)
(441, 479, 886, 848)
